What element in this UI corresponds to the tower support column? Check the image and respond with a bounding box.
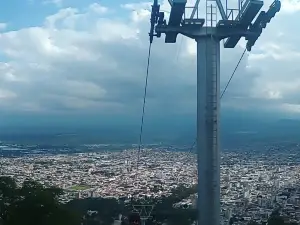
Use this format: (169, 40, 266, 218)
(196, 34, 220, 225)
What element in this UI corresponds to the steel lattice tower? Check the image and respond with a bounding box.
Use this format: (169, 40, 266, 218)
(149, 0, 281, 224)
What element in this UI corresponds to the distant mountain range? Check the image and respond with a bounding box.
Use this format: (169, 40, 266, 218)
(1, 114, 300, 148)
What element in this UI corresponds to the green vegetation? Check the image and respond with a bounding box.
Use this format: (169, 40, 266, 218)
(247, 210, 298, 225)
(0, 177, 297, 225)
(0, 176, 80, 225)
(67, 184, 198, 225)
(69, 185, 90, 191)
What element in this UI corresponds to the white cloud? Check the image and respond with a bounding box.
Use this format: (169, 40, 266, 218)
(0, 1, 298, 117)
(0, 23, 7, 31)
(121, 2, 152, 10)
(281, 0, 300, 13)
(88, 3, 109, 14)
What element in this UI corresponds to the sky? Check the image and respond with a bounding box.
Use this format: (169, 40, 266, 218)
(0, 0, 300, 128)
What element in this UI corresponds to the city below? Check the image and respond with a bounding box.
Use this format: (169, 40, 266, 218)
(1, 141, 300, 224)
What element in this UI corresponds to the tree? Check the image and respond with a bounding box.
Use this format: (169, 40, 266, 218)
(66, 197, 123, 225)
(0, 176, 18, 221)
(248, 221, 259, 225)
(0, 177, 80, 225)
(267, 210, 285, 225)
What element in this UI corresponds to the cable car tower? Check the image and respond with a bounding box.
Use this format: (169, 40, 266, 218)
(149, 0, 280, 224)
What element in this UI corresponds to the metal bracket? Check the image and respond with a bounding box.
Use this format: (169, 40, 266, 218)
(149, 0, 166, 43)
(156, 24, 261, 41)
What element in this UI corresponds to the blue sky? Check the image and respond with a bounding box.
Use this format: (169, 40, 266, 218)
(0, 0, 299, 128)
(2, 1, 82, 26)
(0, 0, 55, 29)
(0, 0, 133, 30)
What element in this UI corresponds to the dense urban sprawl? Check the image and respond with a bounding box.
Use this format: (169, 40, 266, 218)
(1, 143, 300, 224)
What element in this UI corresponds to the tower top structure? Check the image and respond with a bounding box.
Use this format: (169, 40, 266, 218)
(149, 0, 280, 51)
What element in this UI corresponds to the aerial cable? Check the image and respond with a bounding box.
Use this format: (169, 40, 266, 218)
(138, 0, 246, 177)
(176, 47, 247, 180)
(220, 48, 247, 99)
(135, 0, 163, 173)
(136, 42, 152, 171)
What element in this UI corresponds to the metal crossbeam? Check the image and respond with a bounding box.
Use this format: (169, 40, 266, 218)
(190, 0, 201, 19)
(215, 0, 227, 19)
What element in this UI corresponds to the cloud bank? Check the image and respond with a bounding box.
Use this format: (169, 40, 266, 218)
(0, 0, 299, 119)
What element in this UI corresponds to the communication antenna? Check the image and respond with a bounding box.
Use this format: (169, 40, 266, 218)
(148, 0, 281, 224)
(132, 204, 154, 225)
